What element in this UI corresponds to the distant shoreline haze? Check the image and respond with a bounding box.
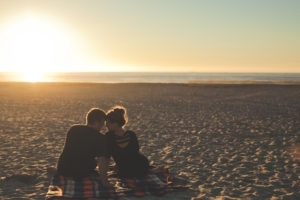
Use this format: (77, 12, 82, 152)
(0, 72, 299, 84)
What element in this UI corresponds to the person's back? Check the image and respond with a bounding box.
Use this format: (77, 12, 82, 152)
(57, 124, 107, 178)
(106, 130, 149, 178)
(56, 108, 108, 180)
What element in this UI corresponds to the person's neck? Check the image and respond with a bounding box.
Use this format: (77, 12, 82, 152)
(114, 128, 125, 136)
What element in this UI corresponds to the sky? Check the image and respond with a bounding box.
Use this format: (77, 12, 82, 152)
(0, 0, 299, 73)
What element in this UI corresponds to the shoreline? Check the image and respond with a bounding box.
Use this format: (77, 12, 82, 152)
(1, 72, 300, 85)
(1, 80, 300, 85)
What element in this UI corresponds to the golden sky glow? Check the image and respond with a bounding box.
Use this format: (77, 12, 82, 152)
(0, 12, 105, 73)
(0, 0, 299, 73)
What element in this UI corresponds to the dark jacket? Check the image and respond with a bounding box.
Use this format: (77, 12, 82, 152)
(57, 125, 108, 179)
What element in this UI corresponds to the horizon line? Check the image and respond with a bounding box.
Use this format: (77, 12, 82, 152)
(0, 71, 300, 74)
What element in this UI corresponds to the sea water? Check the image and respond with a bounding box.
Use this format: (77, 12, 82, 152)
(1, 72, 300, 84)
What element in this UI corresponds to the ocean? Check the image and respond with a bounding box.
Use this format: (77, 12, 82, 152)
(1, 72, 300, 84)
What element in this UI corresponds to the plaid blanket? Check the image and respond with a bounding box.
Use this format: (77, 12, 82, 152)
(45, 167, 187, 199)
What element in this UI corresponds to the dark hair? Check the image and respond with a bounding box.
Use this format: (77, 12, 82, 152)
(86, 108, 106, 125)
(106, 106, 128, 127)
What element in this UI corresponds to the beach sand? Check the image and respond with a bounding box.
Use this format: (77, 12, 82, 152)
(0, 82, 299, 200)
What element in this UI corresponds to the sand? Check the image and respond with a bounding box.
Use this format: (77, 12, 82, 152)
(0, 82, 299, 200)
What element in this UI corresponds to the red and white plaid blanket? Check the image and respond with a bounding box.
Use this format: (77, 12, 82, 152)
(45, 167, 188, 199)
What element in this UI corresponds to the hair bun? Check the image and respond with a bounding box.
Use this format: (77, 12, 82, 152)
(107, 106, 128, 127)
(114, 108, 125, 115)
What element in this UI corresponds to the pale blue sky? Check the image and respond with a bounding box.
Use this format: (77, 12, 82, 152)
(0, 0, 299, 72)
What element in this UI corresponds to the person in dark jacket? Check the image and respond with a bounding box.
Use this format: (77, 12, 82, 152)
(56, 108, 110, 186)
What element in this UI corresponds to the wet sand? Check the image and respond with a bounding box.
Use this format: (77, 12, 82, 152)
(0, 82, 299, 199)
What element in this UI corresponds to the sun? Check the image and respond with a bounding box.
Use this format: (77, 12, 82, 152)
(22, 71, 46, 82)
(0, 12, 91, 81)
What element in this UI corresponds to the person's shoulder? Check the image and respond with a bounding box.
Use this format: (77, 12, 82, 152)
(97, 132, 106, 139)
(106, 131, 113, 135)
(126, 130, 136, 137)
(69, 125, 99, 136)
(105, 131, 114, 137)
(69, 124, 83, 131)
(70, 124, 85, 128)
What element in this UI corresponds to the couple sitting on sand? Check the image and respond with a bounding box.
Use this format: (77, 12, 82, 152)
(56, 106, 150, 187)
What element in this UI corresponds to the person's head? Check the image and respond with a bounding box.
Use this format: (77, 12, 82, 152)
(86, 108, 106, 131)
(106, 106, 128, 131)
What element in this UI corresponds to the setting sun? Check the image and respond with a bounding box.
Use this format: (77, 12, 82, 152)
(0, 12, 95, 81)
(22, 71, 46, 82)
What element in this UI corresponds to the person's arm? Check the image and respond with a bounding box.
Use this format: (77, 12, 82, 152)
(96, 156, 111, 187)
(130, 131, 140, 152)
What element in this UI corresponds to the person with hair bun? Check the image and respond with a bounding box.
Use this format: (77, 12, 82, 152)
(106, 106, 150, 178)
